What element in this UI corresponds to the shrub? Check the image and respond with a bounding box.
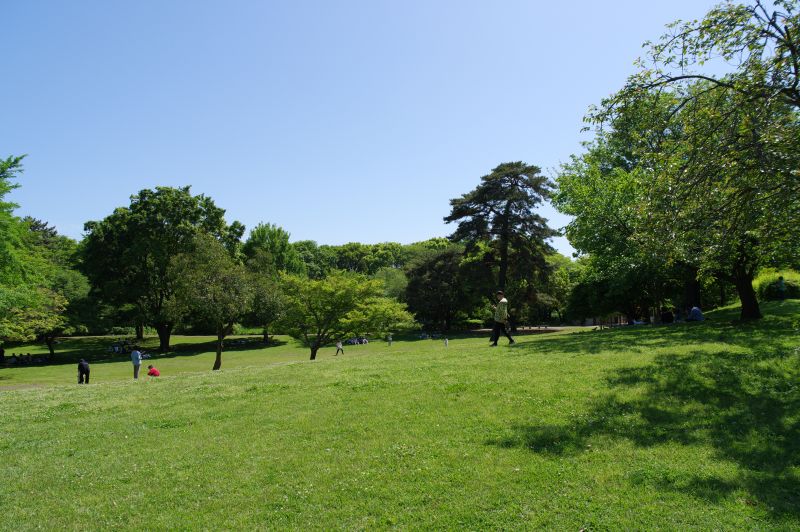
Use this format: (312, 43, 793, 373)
(108, 326, 136, 336)
(753, 270, 800, 301)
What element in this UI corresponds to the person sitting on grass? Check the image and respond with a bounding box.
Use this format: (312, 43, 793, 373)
(686, 306, 705, 322)
(147, 365, 160, 378)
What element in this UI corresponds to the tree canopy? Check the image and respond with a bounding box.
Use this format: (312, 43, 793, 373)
(82, 186, 245, 350)
(279, 272, 413, 360)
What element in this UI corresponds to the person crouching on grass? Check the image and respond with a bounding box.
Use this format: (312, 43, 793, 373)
(490, 290, 515, 346)
(77, 359, 90, 384)
(147, 365, 160, 378)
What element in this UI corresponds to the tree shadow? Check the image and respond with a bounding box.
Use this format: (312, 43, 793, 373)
(488, 343, 800, 517)
(0, 335, 288, 368)
(515, 303, 798, 359)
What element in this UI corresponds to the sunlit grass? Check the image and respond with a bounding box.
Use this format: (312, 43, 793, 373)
(1, 301, 798, 529)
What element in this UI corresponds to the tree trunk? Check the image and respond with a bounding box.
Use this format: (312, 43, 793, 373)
(45, 336, 56, 357)
(734, 268, 762, 320)
(498, 217, 510, 291)
(155, 323, 173, 353)
(719, 283, 727, 307)
(683, 266, 702, 308)
(212, 333, 224, 370)
(310, 343, 318, 361)
(135, 323, 144, 340)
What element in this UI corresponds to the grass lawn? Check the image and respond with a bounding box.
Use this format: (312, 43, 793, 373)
(1, 301, 798, 529)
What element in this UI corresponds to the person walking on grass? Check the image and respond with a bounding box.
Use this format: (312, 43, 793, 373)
(335, 341, 344, 356)
(131, 347, 142, 380)
(490, 290, 514, 346)
(77, 359, 90, 384)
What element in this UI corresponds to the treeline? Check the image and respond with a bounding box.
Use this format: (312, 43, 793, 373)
(0, 159, 571, 364)
(6, 1, 797, 360)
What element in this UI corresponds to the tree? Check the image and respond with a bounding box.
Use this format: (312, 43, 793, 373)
(293, 240, 336, 279)
(445, 162, 557, 292)
(586, 0, 800, 319)
(82, 186, 244, 351)
(0, 157, 75, 347)
(619, 0, 800, 112)
(404, 247, 475, 331)
(554, 131, 683, 321)
(0, 156, 34, 332)
(639, 84, 800, 319)
(540, 253, 583, 322)
(22, 218, 91, 354)
(279, 271, 413, 360)
(248, 274, 285, 343)
(170, 233, 254, 370)
(243, 223, 305, 275)
(372, 267, 408, 301)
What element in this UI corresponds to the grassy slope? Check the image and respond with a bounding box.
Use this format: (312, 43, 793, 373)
(1, 301, 798, 529)
(0, 335, 312, 387)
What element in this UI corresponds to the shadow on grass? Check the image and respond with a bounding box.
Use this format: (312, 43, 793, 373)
(514, 300, 799, 358)
(0, 336, 288, 369)
(489, 302, 800, 517)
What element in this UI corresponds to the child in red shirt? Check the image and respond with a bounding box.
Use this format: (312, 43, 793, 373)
(147, 365, 160, 377)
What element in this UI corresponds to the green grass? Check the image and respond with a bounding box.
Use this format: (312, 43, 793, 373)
(0, 335, 308, 387)
(2, 301, 799, 529)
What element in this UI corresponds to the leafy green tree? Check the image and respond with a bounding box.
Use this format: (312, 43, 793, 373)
(248, 274, 285, 343)
(0, 156, 35, 332)
(540, 253, 583, 322)
(293, 240, 336, 279)
(279, 271, 413, 360)
(587, 1, 800, 320)
(0, 157, 77, 347)
(445, 162, 557, 292)
(619, 0, 800, 112)
(170, 233, 254, 370)
(22, 218, 91, 354)
(404, 247, 475, 331)
(554, 134, 681, 321)
(243, 223, 305, 275)
(372, 267, 408, 301)
(641, 84, 800, 319)
(82, 186, 244, 351)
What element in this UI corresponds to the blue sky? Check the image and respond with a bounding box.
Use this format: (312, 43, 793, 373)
(2, 0, 723, 256)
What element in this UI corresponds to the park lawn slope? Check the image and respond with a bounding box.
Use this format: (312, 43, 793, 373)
(0, 335, 315, 387)
(1, 301, 798, 529)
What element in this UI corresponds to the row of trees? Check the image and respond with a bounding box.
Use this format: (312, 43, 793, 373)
(555, 0, 800, 321)
(1, 158, 570, 366)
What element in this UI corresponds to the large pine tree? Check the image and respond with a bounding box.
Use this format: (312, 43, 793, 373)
(444, 161, 557, 292)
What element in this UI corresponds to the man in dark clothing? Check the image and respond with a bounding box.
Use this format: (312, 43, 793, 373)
(78, 359, 90, 384)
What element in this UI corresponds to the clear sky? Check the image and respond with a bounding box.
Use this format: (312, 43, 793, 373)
(2, 0, 723, 257)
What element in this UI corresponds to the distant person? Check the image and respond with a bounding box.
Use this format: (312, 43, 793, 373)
(490, 290, 515, 346)
(147, 365, 160, 377)
(778, 276, 787, 301)
(335, 341, 344, 356)
(131, 347, 142, 379)
(687, 306, 705, 322)
(387, 334, 392, 346)
(444, 337, 449, 347)
(660, 308, 674, 324)
(77, 359, 90, 384)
